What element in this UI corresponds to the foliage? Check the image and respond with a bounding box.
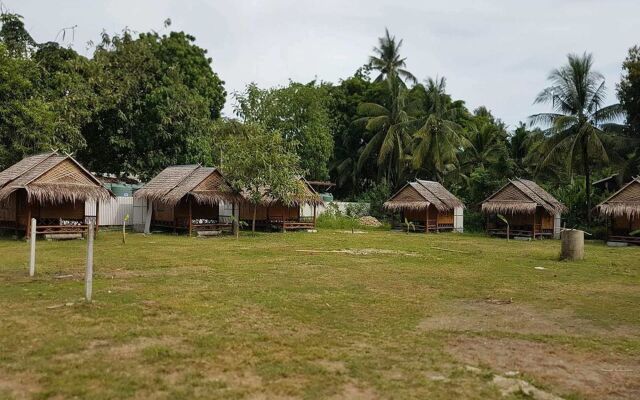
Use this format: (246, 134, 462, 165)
(530, 53, 625, 223)
(219, 123, 303, 231)
(353, 181, 391, 219)
(618, 46, 640, 137)
(79, 29, 225, 180)
(369, 28, 417, 84)
(234, 81, 333, 180)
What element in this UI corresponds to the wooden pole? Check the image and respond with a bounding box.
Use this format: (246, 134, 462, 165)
(144, 200, 152, 234)
(425, 207, 429, 234)
(313, 205, 317, 228)
(532, 211, 536, 240)
(85, 221, 94, 302)
(188, 199, 193, 237)
(95, 200, 100, 238)
(29, 218, 36, 277)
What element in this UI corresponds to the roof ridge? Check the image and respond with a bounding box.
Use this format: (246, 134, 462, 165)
(416, 179, 448, 205)
(515, 178, 551, 208)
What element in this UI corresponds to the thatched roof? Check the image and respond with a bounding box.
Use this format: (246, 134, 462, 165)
(241, 177, 324, 207)
(383, 180, 464, 212)
(594, 176, 640, 219)
(0, 152, 112, 204)
(134, 165, 243, 207)
(481, 178, 566, 215)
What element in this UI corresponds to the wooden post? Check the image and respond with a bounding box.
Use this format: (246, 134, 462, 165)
(25, 202, 32, 241)
(425, 207, 429, 234)
(232, 202, 238, 237)
(313, 205, 317, 228)
(29, 218, 36, 277)
(188, 199, 193, 237)
(95, 200, 100, 238)
(144, 200, 152, 234)
(85, 221, 94, 302)
(532, 212, 536, 240)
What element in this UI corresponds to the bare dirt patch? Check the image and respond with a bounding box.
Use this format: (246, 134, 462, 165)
(420, 300, 636, 337)
(0, 370, 41, 400)
(296, 248, 418, 257)
(330, 381, 378, 399)
(448, 337, 640, 399)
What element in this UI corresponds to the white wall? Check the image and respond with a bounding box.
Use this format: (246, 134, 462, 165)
(86, 196, 147, 230)
(454, 206, 464, 233)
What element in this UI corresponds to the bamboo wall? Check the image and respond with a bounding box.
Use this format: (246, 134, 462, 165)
(239, 203, 299, 221)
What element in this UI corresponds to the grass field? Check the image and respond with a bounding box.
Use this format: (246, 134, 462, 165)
(0, 229, 639, 399)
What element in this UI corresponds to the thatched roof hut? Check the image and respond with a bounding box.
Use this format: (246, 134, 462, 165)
(0, 152, 112, 237)
(240, 177, 324, 207)
(134, 165, 242, 207)
(595, 176, 640, 219)
(384, 180, 463, 212)
(0, 152, 111, 204)
(481, 178, 566, 215)
(481, 178, 565, 239)
(594, 177, 640, 244)
(383, 180, 464, 232)
(134, 165, 243, 235)
(239, 178, 323, 231)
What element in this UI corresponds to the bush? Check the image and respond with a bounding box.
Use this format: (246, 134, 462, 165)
(316, 202, 371, 230)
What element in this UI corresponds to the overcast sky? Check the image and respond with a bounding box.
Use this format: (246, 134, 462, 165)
(10, 0, 640, 128)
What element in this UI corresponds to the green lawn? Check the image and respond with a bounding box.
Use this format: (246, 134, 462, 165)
(0, 230, 639, 399)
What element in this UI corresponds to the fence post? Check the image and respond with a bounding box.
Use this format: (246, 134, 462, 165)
(85, 221, 94, 302)
(29, 218, 36, 277)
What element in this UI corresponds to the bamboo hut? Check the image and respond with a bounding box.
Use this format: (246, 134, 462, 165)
(134, 165, 243, 235)
(239, 178, 324, 231)
(0, 152, 112, 238)
(383, 180, 464, 232)
(594, 176, 640, 245)
(481, 178, 566, 239)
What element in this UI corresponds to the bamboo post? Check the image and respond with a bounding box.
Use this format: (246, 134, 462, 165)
(29, 218, 36, 277)
(313, 205, 317, 228)
(85, 221, 94, 302)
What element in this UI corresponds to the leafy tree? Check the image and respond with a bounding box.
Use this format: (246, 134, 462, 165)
(234, 82, 333, 180)
(618, 46, 640, 136)
(220, 123, 304, 232)
(412, 77, 467, 180)
(356, 75, 413, 187)
(369, 28, 417, 84)
(0, 12, 35, 57)
(79, 30, 226, 180)
(530, 53, 625, 223)
(0, 43, 56, 169)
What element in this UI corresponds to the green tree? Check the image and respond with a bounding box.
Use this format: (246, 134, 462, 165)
(412, 77, 467, 180)
(220, 123, 304, 232)
(234, 81, 333, 180)
(356, 75, 413, 187)
(530, 53, 625, 223)
(80, 29, 226, 180)
(0, 12, 35, 57)
(618, 46, 640, 136)
(369, 28, 417, 84)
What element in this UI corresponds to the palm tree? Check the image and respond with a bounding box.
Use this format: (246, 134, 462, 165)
(356, 76, 414, 186)
(412, 77, 467, 180)
(369, 28, 417, 85)
(461, 118, 506, 170)
(530, 53, 625, 223)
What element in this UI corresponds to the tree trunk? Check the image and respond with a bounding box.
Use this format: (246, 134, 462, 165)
(583, 141, 592, 226)
(252, 203, 257, 232)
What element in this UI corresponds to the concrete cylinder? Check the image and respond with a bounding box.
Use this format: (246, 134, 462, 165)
(560, 229, 584, 261)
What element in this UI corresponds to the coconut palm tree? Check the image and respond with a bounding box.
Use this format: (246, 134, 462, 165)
(530, 53, 625, 223)
(356, 75, 414, 186)
(412, 77, 468, 180)
(369, 28, 417, 85)
(461, 118, 507, 169)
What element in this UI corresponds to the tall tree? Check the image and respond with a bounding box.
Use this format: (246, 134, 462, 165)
(356, 75, 413, 187)
(369, 28, 416, 85)
(234, 81, 333, 180)
(530, 53, 625, 223)
(80, 29, 226, 180)
(220, 123, 304, 232)
(618, 45, 640, 136)
(412, 77, 467, 180)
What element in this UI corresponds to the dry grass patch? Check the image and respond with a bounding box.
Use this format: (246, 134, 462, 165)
(448, 336, 640, 399)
